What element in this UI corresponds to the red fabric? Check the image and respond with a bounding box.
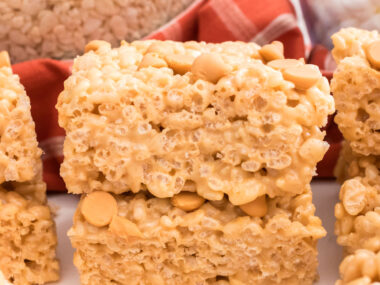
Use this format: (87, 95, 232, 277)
(11, 0, 341, 190)
(197, 0, 306, 59)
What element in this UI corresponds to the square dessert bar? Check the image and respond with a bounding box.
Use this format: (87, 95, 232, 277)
(69, 188, 326, 285)
(0, 52, 59, 285)
(331, 28, 380, 156)
(57, 40, 334, 205)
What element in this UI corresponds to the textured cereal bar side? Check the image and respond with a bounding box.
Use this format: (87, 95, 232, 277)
(0, 53, 42, 183)
(331, 28, 380, 156)
(0, 178, 59, 285)
(0, 52, 59, 285)
(69, 188, 326, 285)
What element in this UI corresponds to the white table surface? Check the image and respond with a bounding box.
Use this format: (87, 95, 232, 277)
(48, 180, 341, 285)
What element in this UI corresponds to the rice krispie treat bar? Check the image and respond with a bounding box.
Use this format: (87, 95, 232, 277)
(0, 0, 194, 62)
(336, 249, 380, 285)
(69, 188, 326, 285)
(331, 28, 380, 156)
(57, 40, 334, 205)
(0, 52, 43, 183)
(0, 52, 58, 284)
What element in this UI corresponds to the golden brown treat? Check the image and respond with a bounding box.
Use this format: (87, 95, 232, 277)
(334, 141, 380, 184)
(0, 0, 195, 62)
(335, 249, 380, 285)
(335, 167, 380, 254)
(331, 28, 380, 156)
(0, 52, 59, 284)
(0, 176, 59, 285)
(0, 53, 43, 183)
(69, 188, 326, 285)
(334, 140, 380, 284)
(57, 40, 334, 205)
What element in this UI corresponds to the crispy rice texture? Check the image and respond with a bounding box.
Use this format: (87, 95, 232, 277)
(335, 167, 380, 255)
(57, 40, 334, 205)
(331, 28, 380, 156)
(0, 64, 42, 183)
(69, 189, 326, 285)
(0, 177, 59, 285)
(335, 249, 380, 285)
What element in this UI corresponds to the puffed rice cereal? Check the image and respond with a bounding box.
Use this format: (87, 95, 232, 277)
(331, 28, 380, 156)
(336, 249, 380, 285)
(335, 158, 380, 254)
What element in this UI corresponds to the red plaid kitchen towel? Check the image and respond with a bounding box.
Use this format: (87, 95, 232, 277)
(12, 0, 339, 191)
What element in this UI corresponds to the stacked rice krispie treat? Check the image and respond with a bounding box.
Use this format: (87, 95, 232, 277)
(0, 51, 59, 284)
(0, 0, 194, 62)
(57, 39, 335, 284)
(331, 28, 380, 285)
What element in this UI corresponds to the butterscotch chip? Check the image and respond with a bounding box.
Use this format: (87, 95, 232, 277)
(171, 192, 205, 211)
(0, 51, 10, 68)
(259, 41, 284, 62)
(267, 58, 303, 70)
(283, 65, 321, 90)
(146, 42, 173, 55)
(139, 53, 167, 69)
(81, 191, 118, 227)
(109, 215, 143, 238)
(239, 195, 267, 217)
(191, 53, 231, 83)
(366, 40, 380, 69)
(165, 54, 194, 75)
(84, 40, 111, 53)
